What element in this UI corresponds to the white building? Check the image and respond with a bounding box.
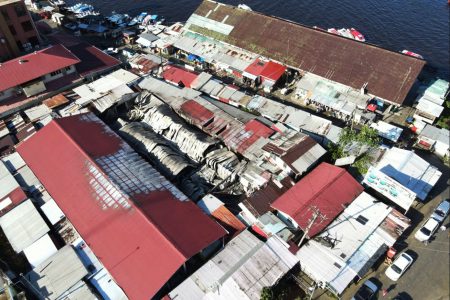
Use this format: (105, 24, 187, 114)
(297, 192, 409, 295)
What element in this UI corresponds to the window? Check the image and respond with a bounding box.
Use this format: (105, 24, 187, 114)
(21, 21, 33, 32)
(8, 25, 16, 35)
(50, 70, 62, 76)
(28, 36, 39, 46)
(356, 215, 369, 225)
(14, 4, 26, 17)
(1, 9, 10, 21)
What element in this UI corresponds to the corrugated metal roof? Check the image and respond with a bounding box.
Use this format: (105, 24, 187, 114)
(25, 245, 89, 300)
(23, 234, 58, 268)
(17, 113, 225, 300)
(24, 105, 52, 123)
(242, 177, 294, 217)
(180, 100, 215, 126)
(188, 0, 425, 105)
(376, 147, 442, 201)
(416, 98, 444, 118)
(0, 199, 49, 252)
(0, 44, 81, 92)
(296, 192, 398, 295)
(162, 65, 199, 88)
(168, 230, 297, 300)
(420, 124, 449, 145)
(272, 163, 364, 237)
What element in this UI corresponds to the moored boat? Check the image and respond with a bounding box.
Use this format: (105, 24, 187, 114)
(128, 12, 148, 26)
(401, 50, 424, 59)
(327, 28, 339, 35)
(350, 28, 365, 42)
(337, 28, 353, 39)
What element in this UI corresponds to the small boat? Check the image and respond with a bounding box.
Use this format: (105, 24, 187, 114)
(75, 10, 100, 18)
(67, 3, 94, 14)
(337, 28, 353, 39)
(108, 12, 130, 26)
(238, 4, 252, 11)
(49, 0, 65, 7)
(350, 28, 365, 42)
(401, 50, 424, 59)
(128, 12, 148, 26)
(327, 28, 339, 35)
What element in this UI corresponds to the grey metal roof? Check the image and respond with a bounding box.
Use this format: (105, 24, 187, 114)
(169, 230, 298, 300)
(0, 162, 20, 201)
(1, 152, 26, 173)
(139, 32, 160, 42)
(0, 199, 49, 252)
(420, 124, 450, 145)
(25, 245, 89, 300)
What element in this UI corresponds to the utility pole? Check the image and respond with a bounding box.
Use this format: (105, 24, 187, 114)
(298, 206, 327, 247)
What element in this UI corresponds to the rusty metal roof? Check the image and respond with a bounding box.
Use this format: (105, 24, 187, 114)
(188, 0, 426, 105)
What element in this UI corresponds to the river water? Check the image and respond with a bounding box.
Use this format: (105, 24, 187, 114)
(66, 0, 450, 78)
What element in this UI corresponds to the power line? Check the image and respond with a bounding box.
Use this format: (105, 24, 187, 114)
(298, 206, 327, 247)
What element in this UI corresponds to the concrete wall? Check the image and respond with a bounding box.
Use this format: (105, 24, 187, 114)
(22, 80, 45, 97)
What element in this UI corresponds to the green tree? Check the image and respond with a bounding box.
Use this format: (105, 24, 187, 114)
(329, 124, 380, 175)
(261, 287, 273, 300)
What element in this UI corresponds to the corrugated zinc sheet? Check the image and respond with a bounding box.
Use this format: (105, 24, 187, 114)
(0, 199, 49, 252)
(272, 163, 364, 237)
(188, 0, 425, 104)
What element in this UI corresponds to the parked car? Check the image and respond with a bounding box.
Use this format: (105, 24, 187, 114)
(414, 217, 439, 242)
(431, 199, 450, 223)
(352, 278, 379, 300)
(385, 252, 414, 281)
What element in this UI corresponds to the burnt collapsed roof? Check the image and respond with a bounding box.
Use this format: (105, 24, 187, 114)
(187, 0, 426, 105)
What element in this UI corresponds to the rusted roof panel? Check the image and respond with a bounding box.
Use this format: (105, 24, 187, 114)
(180, 99, 215, 126)
(189, 0, 425, 104)
(43, 94, 70, 109)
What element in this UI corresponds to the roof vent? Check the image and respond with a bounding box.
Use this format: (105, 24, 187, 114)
(19, 59, 28, 64)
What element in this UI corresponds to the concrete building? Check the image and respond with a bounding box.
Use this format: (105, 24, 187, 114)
(0, 0, 40, 61)
(297, 192, 410, 296)
(0, 44, 80, 115)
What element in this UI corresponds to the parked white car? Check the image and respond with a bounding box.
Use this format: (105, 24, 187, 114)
(385, 252, 414, 281)
(414, 217, 439, 242)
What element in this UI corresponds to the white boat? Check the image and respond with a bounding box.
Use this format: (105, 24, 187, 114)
(337, 28, 353, 39)
(67, 3, 95, 14)
(75, 10, 100, 18)
(238, 4, 252, 11)
(49, 0, 65, 7)
(401, 50, 424, 59)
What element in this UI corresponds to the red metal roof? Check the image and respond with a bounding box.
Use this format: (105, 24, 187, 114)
(162, 65, 199, 88)
(0, 187, 27, 217)
(243, 59, 267, 77)
(220, 119, 275, 155)
(17, 113, 225, 300)
(271, 163, 363, 237)
(0, 45, 81, 92)
(260, 61, 286, 82)
(180, 100, 215, 126)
